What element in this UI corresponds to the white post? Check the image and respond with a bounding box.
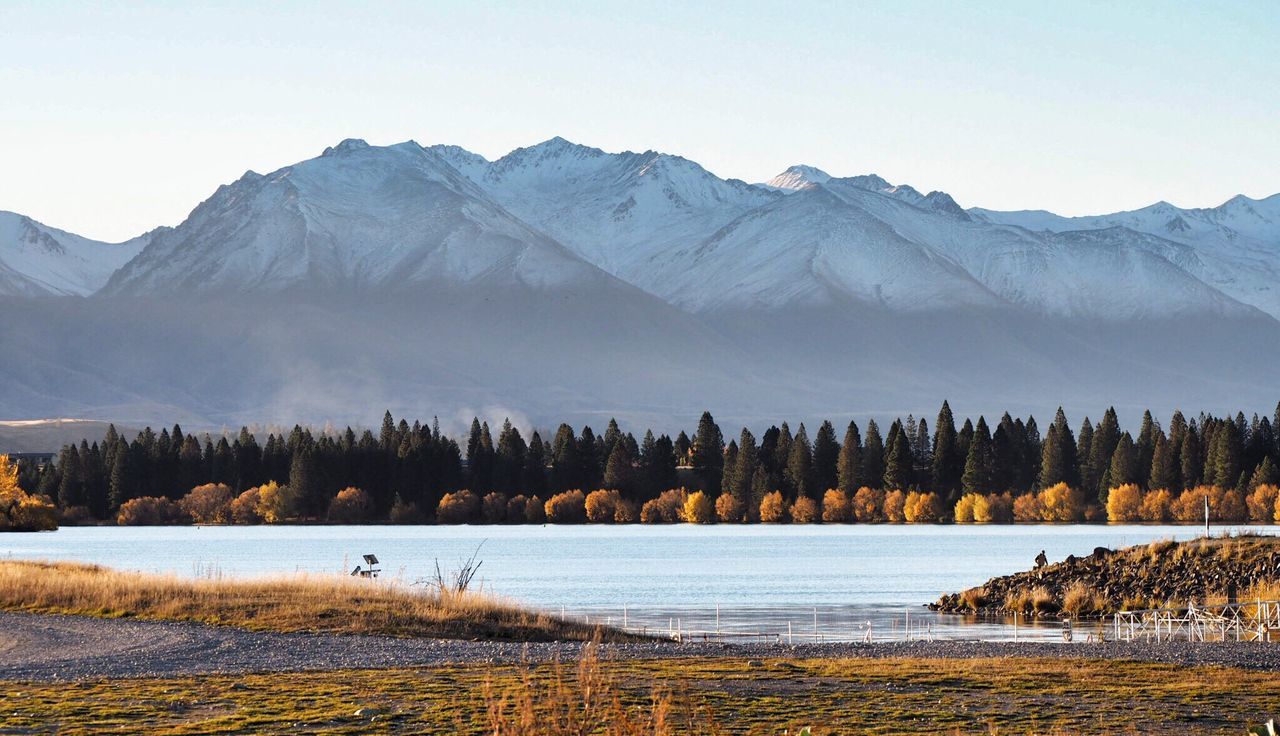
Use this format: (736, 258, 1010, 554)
(905, 608, 910, 641)
(623, 605, 628, 629)
(814, 607, 818, 639)
(1013, 611, 1018, 642)
(1204, 495, 1210, 537)
(716, 603, 720, 636)
(788, 620, 793, 645)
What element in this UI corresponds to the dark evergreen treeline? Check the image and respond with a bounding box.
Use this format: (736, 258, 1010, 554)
(18, 401, 1280, 521)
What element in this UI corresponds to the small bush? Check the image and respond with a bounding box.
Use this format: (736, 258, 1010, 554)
(821, 488, 851, 522)
(1061, 581, 1105, 617)
(1246, 484, 1280, 523)
(641, 488, 687, 523)
(116, 496, 189, 526)
(229, 487, 264, 524)
(853, 486, 885, 522)
(790, 496, 819, 523)
(1039, 482, 1084, 522)
(1029, 586, 1057, 613)
(481, 492, 509, 524)
(759, 491, 787, 523)
(327, 487, 373, 523)
(252, 481, 294, 523)
(524, 495, 546, 524)
(715, 492, 743, 523)
(1012, 492, 1044, 522)
(437, 490, 481, 524)
(681, 490, 715, 524)
(903, 491, 942, 523)
(974, 492, 1014, 523)
(544, 490, 587, 524)
(1138, 488, 1172, 522)
(614, 498, 638, 523)
(1105, 483, 1143, 523)
(180, 483, 234, 524)
(953, 493, 979, 523)
(584, 489, 621, 523)
(389, 494, 424, 524)
(882, 489, 906, 522)
(58, 505, 94, 526)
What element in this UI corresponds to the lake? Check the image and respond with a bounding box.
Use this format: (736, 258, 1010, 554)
(5, 524, 1274, 642)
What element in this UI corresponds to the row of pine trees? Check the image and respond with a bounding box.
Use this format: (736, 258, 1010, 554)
(19, 401, 1280, 522)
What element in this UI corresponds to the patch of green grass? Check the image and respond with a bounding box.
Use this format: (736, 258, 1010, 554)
(4, 656, 1278, 734)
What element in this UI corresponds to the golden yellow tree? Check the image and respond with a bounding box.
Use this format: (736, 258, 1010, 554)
(1105, 484, 1143, 522)
(0, 455, 58, 532)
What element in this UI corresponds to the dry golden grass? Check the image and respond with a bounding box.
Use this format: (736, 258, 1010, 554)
(959, 586, 989, 611)
(1061, 581, 1105, 617)
(0, 560, 630, 642)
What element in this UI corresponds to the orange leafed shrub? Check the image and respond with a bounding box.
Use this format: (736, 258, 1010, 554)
(180, 483, 234, 524)
(715, 492, 743, 523)
(1172, 485, 1247, 523)
(0, 455, 58, 532)
(614, 498, 638, 523)
(953, 493, 979, 523)
(853, 486, 885, 522)
(1246, 484, 1279, 523)
(640, 488, 687, 523)
(682, 490, 715, 524)
(1105, 484, 1143, 523)
(759, 490, 788, 523)
(252, 481, 292, 523)
(389, 494, 424, 524)
(524, 495, 546, 524)
(584, 489, 621, 523)
(903, 491, 942, 523)
(117, 496, 188, 526)
(882, 489, 906, 522)
(544, 490, 587, 524)
(790, 496, 819, 523)
(1138, 488, 1172, 522)
(1012, 492, 1043, 522)
(327, 487, 373, 523)
(229, 487, 263, 524)
(437, 490, 481, 524)
(821, 489, 851, 522)
(1039, 482, 1084, 522)
(974, 492, 1014, 523)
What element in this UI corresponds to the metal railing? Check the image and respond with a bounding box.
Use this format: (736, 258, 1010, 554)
(1112, 600, 1280, 643)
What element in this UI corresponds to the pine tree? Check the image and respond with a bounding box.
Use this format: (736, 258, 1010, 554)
(1076, 418, 1095, 496)
(785, 424, 815, 500)
(603, 440, 635, 495)
(1149, 433, 1178, 491)
(960, 416, 993, 494)
(578, 426, 602, 489)
(1108, 433, 1139, 488)
(1248, 456, 1278, 490)
(495, 419, 527, 494)
(1180, 425, 1204, 488)
(691, 411, 725, 493)
(772, 423, 793, 491)
(812, 421, 839, 492)
(550, 424, 580, 491)
(1135, 410, 1158, 488)
(861, 419, 885, 489)
(1039, 407, 1077, 490)
(603, 418, 622, 461)
(1212, 419, 1242, 488)
(523, 431, 549, 497)
(733, 429, 758, 507)
(931, 401, 961, 494)
(882, 424, 914, 491)
(836, 421, 862, 494)
(1088, 407, 1120, 500)
(721, 440, 739, 497)
(289, 448, 321, 517)
(57, 445, 84, 509)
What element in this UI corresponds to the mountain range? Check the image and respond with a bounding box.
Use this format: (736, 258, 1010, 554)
(2, 137, 1277, 432)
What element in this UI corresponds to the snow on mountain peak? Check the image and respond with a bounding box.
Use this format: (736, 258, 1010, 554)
(763, 165, 831, 191)
(322, 138, 371, 156)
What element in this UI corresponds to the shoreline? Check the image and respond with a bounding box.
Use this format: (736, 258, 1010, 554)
(4, 611, 1280, 682)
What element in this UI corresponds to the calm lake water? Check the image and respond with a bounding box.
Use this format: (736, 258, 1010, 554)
(5, 524, 1275, 641)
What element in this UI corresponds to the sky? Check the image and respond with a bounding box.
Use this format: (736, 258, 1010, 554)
(1, 0, 1277, 242)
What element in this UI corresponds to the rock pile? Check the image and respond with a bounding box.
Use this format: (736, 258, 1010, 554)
(933, 534, 1280, 619)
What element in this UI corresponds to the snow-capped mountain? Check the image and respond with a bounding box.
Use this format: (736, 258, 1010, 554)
(0, 211, 151, 296)
(2, 136, 1278, 429)
(103, 139, 611, 295)
(428, 137, 778, 278)
(971, 195, 1280, 319)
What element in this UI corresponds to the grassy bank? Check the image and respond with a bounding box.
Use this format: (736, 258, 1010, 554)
(4, 651, 1279, 734)
(0, 560, 625, 641)
(937, 533, 1280, 618)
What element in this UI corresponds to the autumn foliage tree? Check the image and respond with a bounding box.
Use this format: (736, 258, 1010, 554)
(0, 454, 58, 532)
(327, 487, 373, 523)
(180, 483, 233, 524)
(1104, 484, 1143, 522)
(758, 491, 787, 523)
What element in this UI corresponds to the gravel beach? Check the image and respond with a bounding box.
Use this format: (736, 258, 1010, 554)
(2, 611, 1278, 681)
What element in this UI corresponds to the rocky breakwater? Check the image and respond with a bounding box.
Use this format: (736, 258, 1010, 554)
(933, 534, 1280, 619)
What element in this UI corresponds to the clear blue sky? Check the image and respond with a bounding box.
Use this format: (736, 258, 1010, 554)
(2, 0, 1277, 241)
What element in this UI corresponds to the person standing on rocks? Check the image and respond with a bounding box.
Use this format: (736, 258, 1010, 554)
(1035, 550, 1048, 569)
